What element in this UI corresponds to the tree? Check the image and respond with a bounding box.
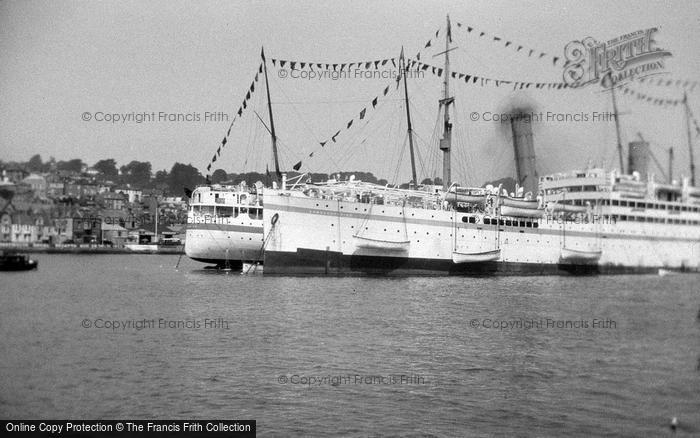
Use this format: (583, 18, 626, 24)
(27, 154, 43, 172)
(152, 169, 170, 192)
(94, 159, 119, 178)
(168, 163, 204, 194)
(56, 158, 83, 173)
(119, 160, 152, 187)
(211, 169, 228, 184)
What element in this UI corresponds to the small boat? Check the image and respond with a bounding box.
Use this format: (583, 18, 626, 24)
(500, 205, 544, 218)
(559, 247, 602, 264)
(353, 235, 410, 251)
(0, 252, 38, 271)
(444, 188, 487, 206)
(452, 248, 501, 263)
(242, 262, 263, 274)
(501, 196, 539, 209)
(546, 202, 588, 213)
(124, 243, 159, 253)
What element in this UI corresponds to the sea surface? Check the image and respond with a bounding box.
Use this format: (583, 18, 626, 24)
(1, 254, 699, 437)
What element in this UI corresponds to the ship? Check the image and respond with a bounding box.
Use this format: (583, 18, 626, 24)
(185, 182, 264, 268)
(261, 16, 700, 276)
(0, 251, 38, 271)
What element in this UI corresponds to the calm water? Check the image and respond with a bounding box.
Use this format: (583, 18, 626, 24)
(1, 254, 699, 437)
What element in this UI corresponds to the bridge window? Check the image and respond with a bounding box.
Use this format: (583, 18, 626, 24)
(217, 206, 234, 218)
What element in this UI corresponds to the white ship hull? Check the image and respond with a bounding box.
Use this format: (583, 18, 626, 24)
(185, 223, 263, 265)
(263, 190, 700, 276)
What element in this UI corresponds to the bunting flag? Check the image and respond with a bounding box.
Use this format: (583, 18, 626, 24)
(293, 161, 302, 171)
(408, 59, 573, 90)
(453, 20, 562, 67)
(618, 84, 683, 106)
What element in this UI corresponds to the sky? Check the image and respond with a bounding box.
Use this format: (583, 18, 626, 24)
(1, 0, 699, 186)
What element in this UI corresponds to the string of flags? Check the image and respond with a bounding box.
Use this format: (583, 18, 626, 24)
(271, 57, 397, 71)
(408, 59, 573, 90)
(452, 21, 561, 67)
(290, 81, 397, 172)
(618, 85, 683, 107)
(206, 56, 264, 174)
(636, 76, 699, 92)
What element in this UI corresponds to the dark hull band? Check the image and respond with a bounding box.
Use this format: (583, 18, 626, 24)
(263, 248, 678, 276)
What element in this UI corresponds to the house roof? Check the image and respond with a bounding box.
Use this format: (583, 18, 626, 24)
(101, 223, 128, 231)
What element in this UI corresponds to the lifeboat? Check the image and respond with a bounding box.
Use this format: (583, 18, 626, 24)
(452, 248, 501, 263)
(353, 235, 410, 252)
(559, 248, 602, 264)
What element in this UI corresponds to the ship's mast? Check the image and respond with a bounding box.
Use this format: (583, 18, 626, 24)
(400, 47, 418, 185)
(668, 147, 674, 184)
(608, 74, 625, 174)
(684, 92, 696, 186)
(262, 47, 281, 179)
(438, 15, 454, 191)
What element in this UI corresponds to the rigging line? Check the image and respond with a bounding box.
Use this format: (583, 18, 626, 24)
(271, 98, 404, 105)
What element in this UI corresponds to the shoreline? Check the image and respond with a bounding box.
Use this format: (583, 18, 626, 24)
(0, 245, 184, 255)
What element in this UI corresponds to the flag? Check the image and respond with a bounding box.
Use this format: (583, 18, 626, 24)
(212, 155, 217, 162)
(320, 141, 327, 147)
(359, 108, 366, 119)
(237, 107, 243, 116)
(331, 130, 340, 142)
(372, 97, 378, 107)
(260, 48, 266, 61)
(293, 161, 302, 171)
(206, 164, 211, 171)
(425, 40, 432, 48)
(383, 86, 389, 95)
(347, 119, 353, 129)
